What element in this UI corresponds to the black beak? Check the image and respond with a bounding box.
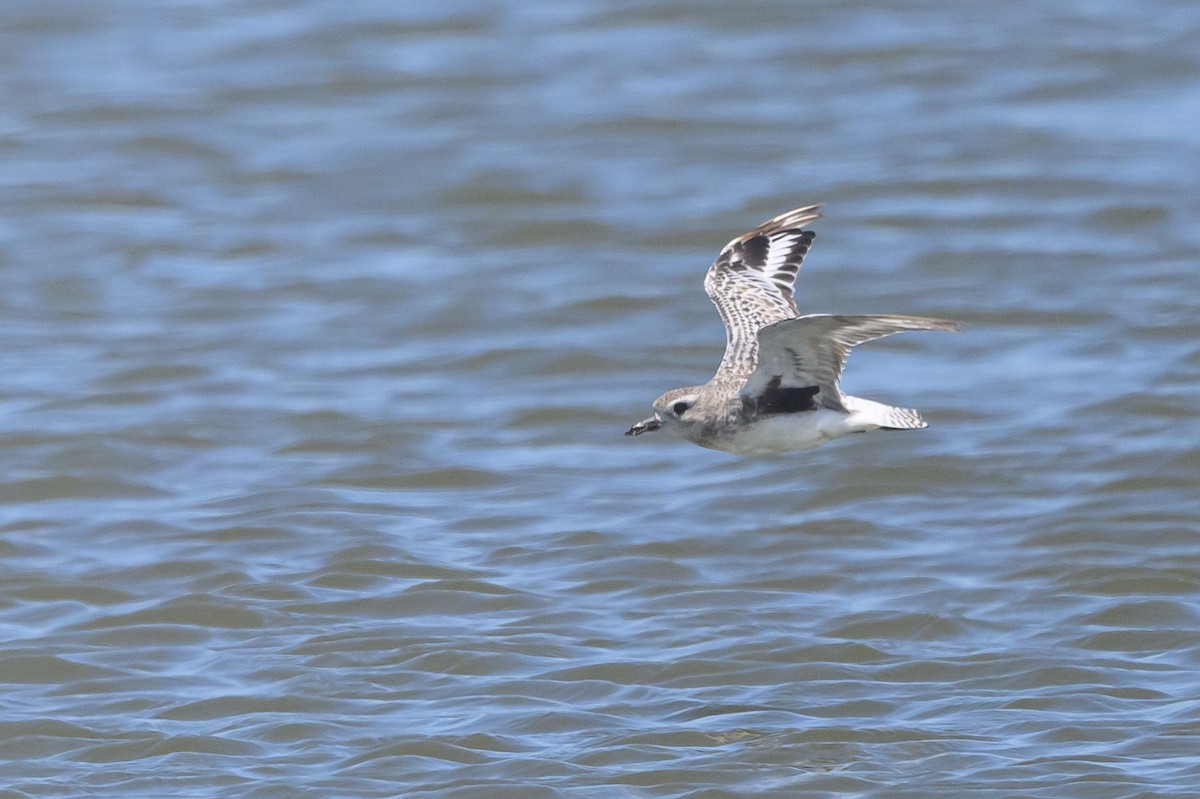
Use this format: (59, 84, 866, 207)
(625, 416, 662, 436)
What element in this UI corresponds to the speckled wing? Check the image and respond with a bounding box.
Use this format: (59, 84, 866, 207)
(740, 314, 964, 411)
(704, 205, 822, 381)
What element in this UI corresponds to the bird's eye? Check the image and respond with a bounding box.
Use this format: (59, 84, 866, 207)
(672, 401, 691, 416)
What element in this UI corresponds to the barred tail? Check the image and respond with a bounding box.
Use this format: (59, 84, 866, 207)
(877, 405, 927, 430)
(843, 396, 928, 430)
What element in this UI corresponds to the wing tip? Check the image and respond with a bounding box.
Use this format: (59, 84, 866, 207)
(889, 316, 964, 333)
(929, 317, 966, 333)
(719, 203, 825, 253)
(758, 203, 824, 232)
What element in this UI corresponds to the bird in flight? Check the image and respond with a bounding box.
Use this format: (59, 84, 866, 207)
(626, 205, 962, 456)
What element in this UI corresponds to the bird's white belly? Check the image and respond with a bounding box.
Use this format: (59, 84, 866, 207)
(710, 410, 859, 456)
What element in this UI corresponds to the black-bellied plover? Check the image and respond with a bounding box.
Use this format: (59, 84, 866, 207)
(626, 205, 962, 456)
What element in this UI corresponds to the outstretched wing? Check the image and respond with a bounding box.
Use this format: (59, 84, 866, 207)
(704, 205, 822, 381)
(739, 314, 963, 412)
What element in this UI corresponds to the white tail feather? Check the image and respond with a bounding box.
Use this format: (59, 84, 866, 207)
(843, 396, 928, 430)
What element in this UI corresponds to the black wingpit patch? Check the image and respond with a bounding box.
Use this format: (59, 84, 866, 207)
(755, 376, 820, 415)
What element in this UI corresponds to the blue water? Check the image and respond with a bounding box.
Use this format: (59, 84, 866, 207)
(1, 1, 1198, 796)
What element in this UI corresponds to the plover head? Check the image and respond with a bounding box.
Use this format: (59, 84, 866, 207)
(625, 387, 701, 438)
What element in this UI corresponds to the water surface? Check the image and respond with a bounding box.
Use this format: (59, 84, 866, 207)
(1, 1, 1198, 797)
